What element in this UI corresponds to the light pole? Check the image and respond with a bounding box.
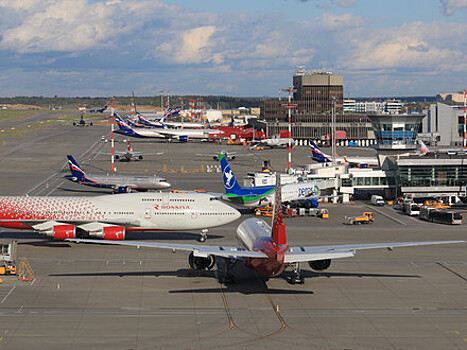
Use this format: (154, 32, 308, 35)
(281, 87, 296, 174)
(331, 96, 336, 166)
(110, 97, 115, 173)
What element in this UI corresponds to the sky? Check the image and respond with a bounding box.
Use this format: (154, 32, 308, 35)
(0, 0, 466, 98)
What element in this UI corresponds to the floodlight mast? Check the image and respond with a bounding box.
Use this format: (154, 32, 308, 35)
(282, 87, 296, 173)
(111, 97, 115, 173)
(331, 96, 336, 166)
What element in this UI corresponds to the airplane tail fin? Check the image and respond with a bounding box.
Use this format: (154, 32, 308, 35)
(309, 140, 331, 163)
(271, 175, 287, 246)
(66, 155, 86, 182)
(418, 140, 430, 156)
(219, 153, 242, 193)
(114, 113, 132, 130)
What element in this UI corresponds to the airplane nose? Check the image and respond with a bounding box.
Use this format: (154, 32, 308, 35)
(160, 181, 171, 189)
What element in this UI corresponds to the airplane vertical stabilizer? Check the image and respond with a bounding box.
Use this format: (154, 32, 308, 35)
(66, 155, 87, 182)
(309, 140, 331, 163)
(219, 154, 242, 193)
(271, 175, 287, 246)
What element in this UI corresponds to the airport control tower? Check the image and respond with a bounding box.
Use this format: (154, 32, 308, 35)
(368, 113, 425, 156)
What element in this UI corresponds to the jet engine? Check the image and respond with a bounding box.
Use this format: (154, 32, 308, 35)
(304, 198, 319, 209)
(40, 224, 76, 240)
(115, 155, 120, 160)
(88, 226, 126, 240)
(138, 155, 143, 160)
(116, 186, 131, 193)
(188, 252, 215, 270)
(308, 259, 331, 271)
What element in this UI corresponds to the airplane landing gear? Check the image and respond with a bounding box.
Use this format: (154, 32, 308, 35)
(287, 262, 304, 284)
(218, 258, 237, 284)
(199, 229, 208, 243)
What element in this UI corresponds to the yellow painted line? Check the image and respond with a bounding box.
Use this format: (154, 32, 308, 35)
(10, 127, 15, 130)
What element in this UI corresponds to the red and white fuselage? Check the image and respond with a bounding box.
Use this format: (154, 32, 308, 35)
(236, 218, 288, 277)
(0, 192, 241, 239)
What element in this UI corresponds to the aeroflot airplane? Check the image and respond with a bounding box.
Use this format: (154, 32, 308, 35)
(114, 114, 165, 138)
(115, 114, 218, 141)
(309, 140, 379, 167)
(64, 155, 171, 193)
(68, 178, 464, 284)
(0, 192, 240, 242)
(220, 153, 320, 208)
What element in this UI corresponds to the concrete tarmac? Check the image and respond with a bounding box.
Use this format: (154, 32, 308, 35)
(0, 115, 466, 349)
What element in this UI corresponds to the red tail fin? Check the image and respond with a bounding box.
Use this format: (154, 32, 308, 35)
(271, 175, 287, 245)
(127, 141, 131, 152)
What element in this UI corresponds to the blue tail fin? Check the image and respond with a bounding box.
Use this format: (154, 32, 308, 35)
(219, 154, 242, 193)
(66, 155, 87, 182)
(114, 113, 135, 133)
(309, 140, 331, 163)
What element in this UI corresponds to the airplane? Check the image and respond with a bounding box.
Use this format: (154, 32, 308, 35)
(101, 140, 163, 162)
(219, 153, 320, 208)
(114, 114, 165, 139)
(115, 114, 215, 141)
(0, 191, 241, 242)
(196, 149, 243, 161)
(136, 113, 165, 128)
(309, 140, 379, 167)
(73, 114, 93, 127)
(64, 155, 171, 193)
(250, 134, 292, 149)
(66, 177, 464, 284)
(89, 104, 108, 113)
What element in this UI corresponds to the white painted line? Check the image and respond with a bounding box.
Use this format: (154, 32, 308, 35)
(1, 286, 16, 304)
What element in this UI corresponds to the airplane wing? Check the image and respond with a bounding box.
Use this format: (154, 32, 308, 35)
(283, 240, 464, 263)
(67, 239, 268, 260)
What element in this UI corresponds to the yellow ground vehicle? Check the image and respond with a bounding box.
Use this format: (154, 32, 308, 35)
(319, 209, 329, 219)
(0, 264, 16, 275)
(254, 204, 273, 217)
(345, 212, 374, 225)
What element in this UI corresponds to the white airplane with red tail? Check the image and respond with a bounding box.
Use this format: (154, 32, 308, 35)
(0, 192, 240, 242)
(67, 177, 464, 284)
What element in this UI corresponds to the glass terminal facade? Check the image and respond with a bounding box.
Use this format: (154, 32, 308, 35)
(398, 161, 467, 188)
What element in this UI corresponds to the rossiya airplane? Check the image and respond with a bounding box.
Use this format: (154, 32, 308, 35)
(0, 191, 241, 242)
(67, 177, 464, 284)
(64, 155, 171, 193)
(219, 153, 320, 208)
(309, 140, 379, 167)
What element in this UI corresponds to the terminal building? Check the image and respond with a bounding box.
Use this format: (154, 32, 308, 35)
(420, 102, 467, 146)
(252, 110, 467, 202)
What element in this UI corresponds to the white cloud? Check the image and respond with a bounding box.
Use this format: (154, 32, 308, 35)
(155, 26, 221, 64)
(0, 0, 167, 53)
(439, 0, 467, 15)
(347, 21, 467, 73)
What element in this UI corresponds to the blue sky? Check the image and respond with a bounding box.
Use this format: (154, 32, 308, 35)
(0, 0, 466, 97)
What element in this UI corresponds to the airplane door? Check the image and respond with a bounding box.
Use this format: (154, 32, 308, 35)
(191, 211, 198, 220)
(145, 208, 151, 219)
(162, 193, 169, 205)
